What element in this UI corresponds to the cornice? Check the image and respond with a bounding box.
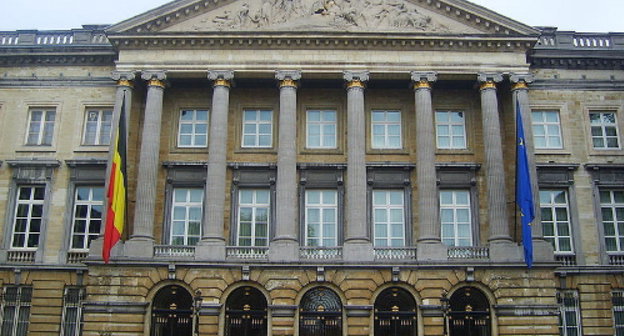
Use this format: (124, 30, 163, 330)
(0, 53, 116, 67)
(108, 33, 537, 52)
(107, 0, 539, 37)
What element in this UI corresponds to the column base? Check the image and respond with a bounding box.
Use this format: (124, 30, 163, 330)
(343, 242, 374, 262)
(489, 241, 523, 263)
(124, 238, 154, 259)
(532, 239, 555, 263)
(269, 240, 299, 262)
(195, 240, 226, 261)
(417, 243, 448, 262)
(88, 238, 125, 261)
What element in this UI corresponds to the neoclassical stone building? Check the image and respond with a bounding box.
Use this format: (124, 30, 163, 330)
(0, 0, 623, 335)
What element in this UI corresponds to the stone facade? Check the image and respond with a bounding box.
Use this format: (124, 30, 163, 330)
(0, 1, 623, 335)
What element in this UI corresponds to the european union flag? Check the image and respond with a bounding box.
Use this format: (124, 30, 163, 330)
(516, 100, 535, 268)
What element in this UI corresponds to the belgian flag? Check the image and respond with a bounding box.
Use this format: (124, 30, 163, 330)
(103, 95, 127, 263)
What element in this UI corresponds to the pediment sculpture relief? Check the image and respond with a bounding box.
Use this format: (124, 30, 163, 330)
(196, 0, 451, 32)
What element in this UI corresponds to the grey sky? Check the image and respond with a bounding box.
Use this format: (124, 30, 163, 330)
(0, 0, 620, 32)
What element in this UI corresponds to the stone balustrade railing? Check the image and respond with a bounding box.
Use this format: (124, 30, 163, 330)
(535, 28, 624, 50)
(0, 25, 110, 47)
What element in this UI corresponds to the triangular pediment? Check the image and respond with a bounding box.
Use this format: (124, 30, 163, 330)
(108, 0, 539, 36)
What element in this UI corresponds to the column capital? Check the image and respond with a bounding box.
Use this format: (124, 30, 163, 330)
(111, 71, 136, 86)
(510, 73, 535, 91)
(344, 70, 369, 89)
(478, 73, 503, 91)
(276, 70, 301, 88)
(410, 71, 438, 88)
(141, 71, 167, 88)
(208, 70, 235, 88)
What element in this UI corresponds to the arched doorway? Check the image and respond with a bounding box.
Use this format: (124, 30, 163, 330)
(224, 286, 268, 336)
(299, 287, 343, 336)
(150, 285, 193, 336)
(374, 287, 417, 336)
(447, 287, 491, 336)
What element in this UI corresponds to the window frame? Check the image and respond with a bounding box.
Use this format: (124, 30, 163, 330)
(81, 107, 113, 146)
(304, 189, 339, 247)
(589, 111, 621, 150)
(305, 109, 338, 150)
(169, 188, 204, 246)
(60, 286, 85, 336)
(10, 185, 46, 250)
(370, 110, 403, 150)
(613, 290, 624, 336)
(372, 189, 407, 247)
(558, 290, 582, 336)
(229, 167, 276, 246)
(177, 109, 209, 148)
(0, 285, 32, 336)
(539, 189, 574, 254)
(25, 107, 56, 146)
(69, 185, 104, 251)
(366, 167, 413, 247)
(236, 189, 271, 247)
(439, 189, 473, 247)
(435, 110, 467, 150)
(531, 110, 564, 150)
(600, 189, 624, 253)
(241, 109, 273, 149)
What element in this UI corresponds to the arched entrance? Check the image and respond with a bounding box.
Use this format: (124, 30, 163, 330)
(150, 285, 193, 336)
(299, 287, 343, 336)
(447, 287, 491, 336)
(224, 286, 268, 336)
(374, 287, 417, 336)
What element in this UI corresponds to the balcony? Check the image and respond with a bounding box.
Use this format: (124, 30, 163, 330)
(154, 245, 196, 259)
(555, 254, 577, 266)
(67, 251, 89, 264)
(609, 254, 624, 266)
(226, 247, 269, 261)
(447, 246, 490, 260)
(7, 250, 35, 263)
(374, 247, 417, 261)
(299, 247, 342, 261)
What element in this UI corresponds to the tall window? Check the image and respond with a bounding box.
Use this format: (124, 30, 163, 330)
(0, 286, 32, 336)
(590, 112, 620, 149)
(532, 110, 563, 149)
(70, 186, 104, 250)
(373, 190, 405, 247)
(614, 290, 624, 336)
(440, 190, 472, 247)
(540, 190, 574, 254)
(26, 108, 55, 145)
(558, 290, 582, 336)
(82, 108, 112, 146)
(12, 186, 45, 249)
(601, 190, 624, 252)
(435, 111, 466, 149)
(237, 189, 270, 246)
(242, 110, 272, 148)
(170, 188, 203, 246)
(371, 110, 402, 149)
(305, 190, 337, 247)
(178, 109, 209, 148)
(61, 287, 84, 336)
(306, 110, 337, 149)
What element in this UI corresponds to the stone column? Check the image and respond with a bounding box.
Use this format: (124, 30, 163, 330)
(411, 72, 447, 261)
(511, 73, 554, 262)
(126, 71, 167, 258)
(90, 71, 136, 259)
(270, 70, 301, 262)
(478, 73, 513, 244)
(197, 71, 234, 261)
(478, 73, 518, 261)
(343, 71, 373, 261)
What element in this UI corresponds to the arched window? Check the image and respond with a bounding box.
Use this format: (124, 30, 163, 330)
(299, 287, 343, 336)
(150, 285, 193, 336)
(374, 287, 417, 336)
(225, 287, 267, 336)
(448, 287, 491, 336)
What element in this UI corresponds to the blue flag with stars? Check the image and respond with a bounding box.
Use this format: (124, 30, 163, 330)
(516, 99, 535, 268)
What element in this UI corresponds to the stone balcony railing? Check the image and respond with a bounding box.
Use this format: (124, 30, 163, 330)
(67, 251, 89, 264)
(609, 253, 624, 266)
(0, 25, 110, 47)
(7, 250, 35, 263)
(154, 245, 196, 258)
(535, 27, 624, 50)
(226, 247, 269, 261)
(555, 254, 577, 266)
(299, 247, 343, 261)
(374, 247, 417, 261)
(447, 246, 490, 260)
